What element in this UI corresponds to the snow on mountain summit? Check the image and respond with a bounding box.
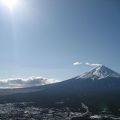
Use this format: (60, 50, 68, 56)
(77, 65, 120, 80)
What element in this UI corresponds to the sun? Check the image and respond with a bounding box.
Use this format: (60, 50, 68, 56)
(2, 0, 18, 11)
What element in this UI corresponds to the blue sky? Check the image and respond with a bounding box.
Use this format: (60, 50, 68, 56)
(0, 0, 120, 80)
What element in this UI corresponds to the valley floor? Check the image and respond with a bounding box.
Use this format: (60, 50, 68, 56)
(0, 102, 119, 120)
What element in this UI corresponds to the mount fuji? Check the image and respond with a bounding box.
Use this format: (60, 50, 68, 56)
(0, 65, 120, 113)
(77, 65, 120, 80)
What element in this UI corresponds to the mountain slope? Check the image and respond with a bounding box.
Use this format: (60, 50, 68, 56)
(77, 65, 120, 80)
(0, 65, 120, 113)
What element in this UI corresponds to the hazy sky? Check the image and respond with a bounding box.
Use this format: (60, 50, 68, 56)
(0, 0, 120, 80)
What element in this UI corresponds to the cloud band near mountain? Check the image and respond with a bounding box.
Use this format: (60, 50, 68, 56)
(0, 77, 59, 89)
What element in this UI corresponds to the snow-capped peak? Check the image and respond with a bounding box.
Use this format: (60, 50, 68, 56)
(77, 65, 120, 80)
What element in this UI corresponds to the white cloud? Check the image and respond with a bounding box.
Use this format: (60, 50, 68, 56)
(0, 77, 59, 89)
(91, 64, 102, 67)
(73, 62, 82, 66)
(85, 62, 91, 66)
(85, 62, 102, 67)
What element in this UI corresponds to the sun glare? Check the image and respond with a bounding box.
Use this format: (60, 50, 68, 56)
(2, 0, 18, 11)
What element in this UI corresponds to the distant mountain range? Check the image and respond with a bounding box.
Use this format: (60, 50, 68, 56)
(0, 65, 120, 113)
